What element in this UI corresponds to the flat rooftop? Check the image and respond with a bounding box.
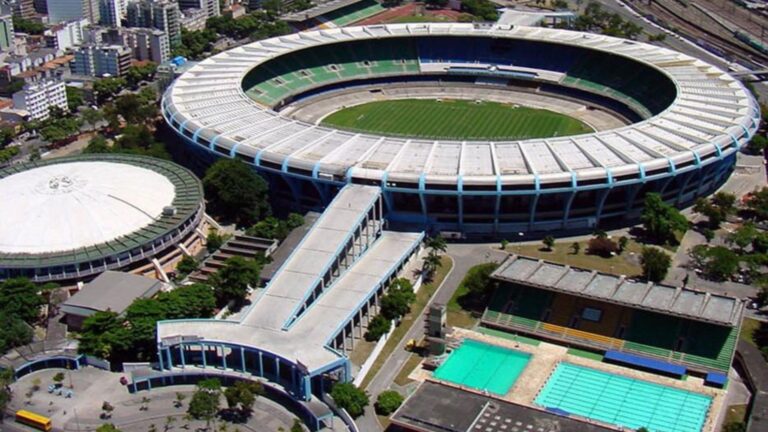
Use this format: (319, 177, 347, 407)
(158, 185, 423, 372)
(492, 255, 744, 327)
(391, 381, 613, 432)
(61, 271, 165, 317)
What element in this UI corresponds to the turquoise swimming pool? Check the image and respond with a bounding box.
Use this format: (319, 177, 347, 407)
(433, 338, 531, 395)
(535, 363, 712, 432)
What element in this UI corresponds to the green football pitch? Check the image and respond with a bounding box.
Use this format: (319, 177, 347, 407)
(321, 99, 593, 140)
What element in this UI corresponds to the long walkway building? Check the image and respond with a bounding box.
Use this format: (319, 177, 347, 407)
(155, 185, 423, 401)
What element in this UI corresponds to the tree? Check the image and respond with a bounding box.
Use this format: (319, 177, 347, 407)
(728, 223, 757, 252)
(500, 239, 509, 250)
(188, 379, 221, 428)
(0, 368, 14, 417)
(617, 236, 629, 254)
(203, 159, 271, 226)
(641, 193, 688, 244)
(0, 278, 43, 324)
(77, 311, 129, 360)
(746, 187, 768, 221)
(206, 229, 226, 253)
(52, 372, 65, 386)
(224, 381, 263, 417)
(125, 63, 157, 88)
(84, 135, 111, 154)
(571, 242, 580, 254)
(208, 256, 262, 309)
(421, 252, 442, 281)
(82, 108, 104, 129)
(93, 77, 127, 103)
(375, 390, 404, 415)
(463, 262, 499, 297)
(702, 246, 739, 281)
(66, 86, 84, 111)
(747, 134, 768, 154)
(542, 235, 555, 251)
(702, 228, 715, 243)
(246, 213, 304, 240)
(95, 424, 122, 432)
(365, 315, 391, 341)
(176, 255, 199, 277)
(0, 315, 33, 353)
(640, 248, 671, 283)
(694, 192, 736, 229)
(330, 383, 368, 418)
(380, 279, 416, 321)
(12, 16, 44, 34)
(425, 235, 447, 255)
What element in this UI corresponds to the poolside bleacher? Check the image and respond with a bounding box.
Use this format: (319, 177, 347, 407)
(482, 256, 744, 374)
(318, 0, 384, 27)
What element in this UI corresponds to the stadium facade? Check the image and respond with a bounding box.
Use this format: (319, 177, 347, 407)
(0, 155, 206, 283)
(162, 23, 760, 237)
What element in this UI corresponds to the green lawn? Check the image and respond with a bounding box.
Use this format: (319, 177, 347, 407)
(322, 99, 593, 140)
(514, 239, 645, 277)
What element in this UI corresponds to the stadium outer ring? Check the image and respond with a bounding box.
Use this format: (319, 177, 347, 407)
(0, 154, 205, 282)
(162, 23, 760, 237)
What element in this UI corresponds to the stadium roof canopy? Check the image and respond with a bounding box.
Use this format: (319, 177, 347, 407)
(0, 155, 203, 270)
(492, 255, 744, 327)
(163, 23, 759, 188)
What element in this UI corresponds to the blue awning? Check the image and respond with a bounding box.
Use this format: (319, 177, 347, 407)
(605, 350, 687, 376)
(705, 372, 728, 386)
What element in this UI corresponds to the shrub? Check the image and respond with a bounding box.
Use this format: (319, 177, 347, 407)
(331, 383, 369, 418)
(375, 390, 404, 415)
(587, 237, 618, 257)
(365, 315, 391, 342)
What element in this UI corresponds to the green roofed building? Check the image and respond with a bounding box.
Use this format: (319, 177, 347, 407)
(0, 154, 206, 283)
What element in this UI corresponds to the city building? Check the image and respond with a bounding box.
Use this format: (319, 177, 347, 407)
(32, 0, 46, 14)
(47, 0, 100, 24)
(99, 0, 121, 27)
(70, 43, 131, 77)
(61, 271, 168, 330)
(0, 154, 207, 283)
(178, 0, 219, 18)
(163, 24, 759, 238)
(123, 27, 169, 64)
(126, 0, 180, 47)
(43, 19, 87, 51)
(11, 79, 67, 120)
(0, 10, 14, 52)
(178, 7, 206, 31)
(12, 0, 35, 19)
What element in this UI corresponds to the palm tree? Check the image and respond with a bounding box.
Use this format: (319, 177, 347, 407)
(425, 234, 447, 255)
(422, 252, 442, 281)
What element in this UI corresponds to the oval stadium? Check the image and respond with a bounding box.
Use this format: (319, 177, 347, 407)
(162, 23, 760, 237)
(0, 154, 206, 283)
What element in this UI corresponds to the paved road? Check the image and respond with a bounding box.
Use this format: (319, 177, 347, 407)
(358, 243, 508, 431)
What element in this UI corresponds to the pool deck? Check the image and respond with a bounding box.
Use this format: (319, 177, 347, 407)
(409, 327, 727, 432)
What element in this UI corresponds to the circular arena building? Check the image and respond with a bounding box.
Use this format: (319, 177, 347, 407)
(162, 23, 760, 237)
(0, 155, 205, 283)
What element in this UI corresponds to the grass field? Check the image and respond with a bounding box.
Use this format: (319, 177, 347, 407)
(321, 99, 593, 140)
